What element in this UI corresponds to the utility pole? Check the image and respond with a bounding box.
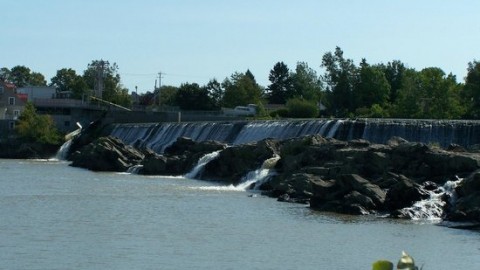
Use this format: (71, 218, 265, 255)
(158, 72, 163, 107)
(94, 60, 107, 99)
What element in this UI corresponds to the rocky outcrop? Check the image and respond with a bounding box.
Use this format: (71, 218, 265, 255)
(383, 173, 429, 211)
(256, 135, 480, 218)
(70, 136, 145, 171)
(141, 137, 227, 175)
(69, 135, 227, 175)
(310, 174, 386, 215)
(445, 170, 480, 224)
(201, 139, 279, 184)
(67, 127, 480, 223)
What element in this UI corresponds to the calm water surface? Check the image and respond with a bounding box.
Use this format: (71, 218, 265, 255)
(0, 159, 479, 270)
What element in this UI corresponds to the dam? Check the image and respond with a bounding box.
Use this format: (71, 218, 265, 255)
(109, 118, 480, 153)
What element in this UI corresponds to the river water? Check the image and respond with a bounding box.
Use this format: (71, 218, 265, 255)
(1, 159, 479, 270)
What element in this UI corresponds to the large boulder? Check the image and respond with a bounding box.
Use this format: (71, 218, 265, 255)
(262, 173, 317, 203)
(445, 170, 480, 223)
(141, 137, 227, 176)
(424, 151, 480, 180)
(310, 174, 386, 215)
(383, 173, 429, 211)
(201, 139, 279, 184)
(164, 137, 226, 156)
(389, 142, 431, 178)
(70, 136, 144, 172)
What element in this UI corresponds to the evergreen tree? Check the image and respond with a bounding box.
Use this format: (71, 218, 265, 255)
(266, 62, 293, 104)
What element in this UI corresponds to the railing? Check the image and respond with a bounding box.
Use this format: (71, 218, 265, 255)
(33, 98, 97, 109)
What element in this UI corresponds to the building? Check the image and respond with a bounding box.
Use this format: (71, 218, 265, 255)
(0, 81, 25, 136)
(17, 86, 57, 101)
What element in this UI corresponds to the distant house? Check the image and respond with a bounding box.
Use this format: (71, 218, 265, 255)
(0, 81, 26, 133)
(0, 81, 25, 120)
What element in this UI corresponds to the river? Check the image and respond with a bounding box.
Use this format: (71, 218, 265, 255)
(0, 159, 479, 269)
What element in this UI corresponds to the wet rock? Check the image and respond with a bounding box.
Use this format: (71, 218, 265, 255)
(310, 174, 386, 215)
(201, 139, 279, 184)
(446, 171, 480, 223)
(141, 137, 227, 176)
(384, 173, 429, 211)
(70, 136, 144, 172)
(265, 173, 316, 201)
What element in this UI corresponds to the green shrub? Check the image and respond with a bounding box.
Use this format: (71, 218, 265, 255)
(286, 98, 319, 118)
(269, 108, 290, 118)
(15, 102, 63, 145)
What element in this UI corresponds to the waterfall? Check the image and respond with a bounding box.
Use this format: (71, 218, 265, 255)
(54, 139, 73, 161)
(110, 119, 480, 153)
(326, 119, 343, 138)
(399, 178, 462, 221)
(127, 164, 143, 174)
(238, 154, 280, 190)
(184, 150, 221, 179)
(193, 154, 280, 192)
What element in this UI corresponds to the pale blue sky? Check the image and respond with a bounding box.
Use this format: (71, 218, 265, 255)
(2, 0, 479, 93)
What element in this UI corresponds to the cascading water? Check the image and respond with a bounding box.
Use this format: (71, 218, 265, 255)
(399, 178, 462, 221)
(126, 164, 143, 174)
(110, 119, 480, 154)
(194, 154, 280, 192)
(233, 154, 280, 191)
(54, 140, 73, 161)
(184, 150, 221, 179)
(111, 120, 346, 154)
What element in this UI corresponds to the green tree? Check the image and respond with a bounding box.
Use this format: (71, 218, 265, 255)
(291, 62, 323, 101)
(205, 79, 224, 108)
(15, 102, 62, 145)
(321, 47, 357, 116)
(463, 61, 480, 118)
(9, 65, 46, 87)
(157, 85, 178, 106)
(29, 72, 47, 86)
(391, 69, 422, 118)
(50, 68, 78, 92)
(266, 62, 293, 104)
(392, 67, 464, 119)
(353, 60, 391, 112)
(380, 60, 406, 103)
(222, 71, 264, 108)
(83, 60, 131, 107)
(0, 67, 10, 81)
(174, 82, 217, 110)
(50, 68, 90, 99)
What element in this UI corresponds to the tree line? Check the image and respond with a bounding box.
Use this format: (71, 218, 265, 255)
(2, 47, 480, 119)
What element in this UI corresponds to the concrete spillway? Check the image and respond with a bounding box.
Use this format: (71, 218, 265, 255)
(109, 119, 480, 153)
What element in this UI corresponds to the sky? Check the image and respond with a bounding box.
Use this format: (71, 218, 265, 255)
(2, 0, 479, 93)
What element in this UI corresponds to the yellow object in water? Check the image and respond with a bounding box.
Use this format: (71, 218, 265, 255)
(397, 251, 418, 270)
(372, 260, 394, 270)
